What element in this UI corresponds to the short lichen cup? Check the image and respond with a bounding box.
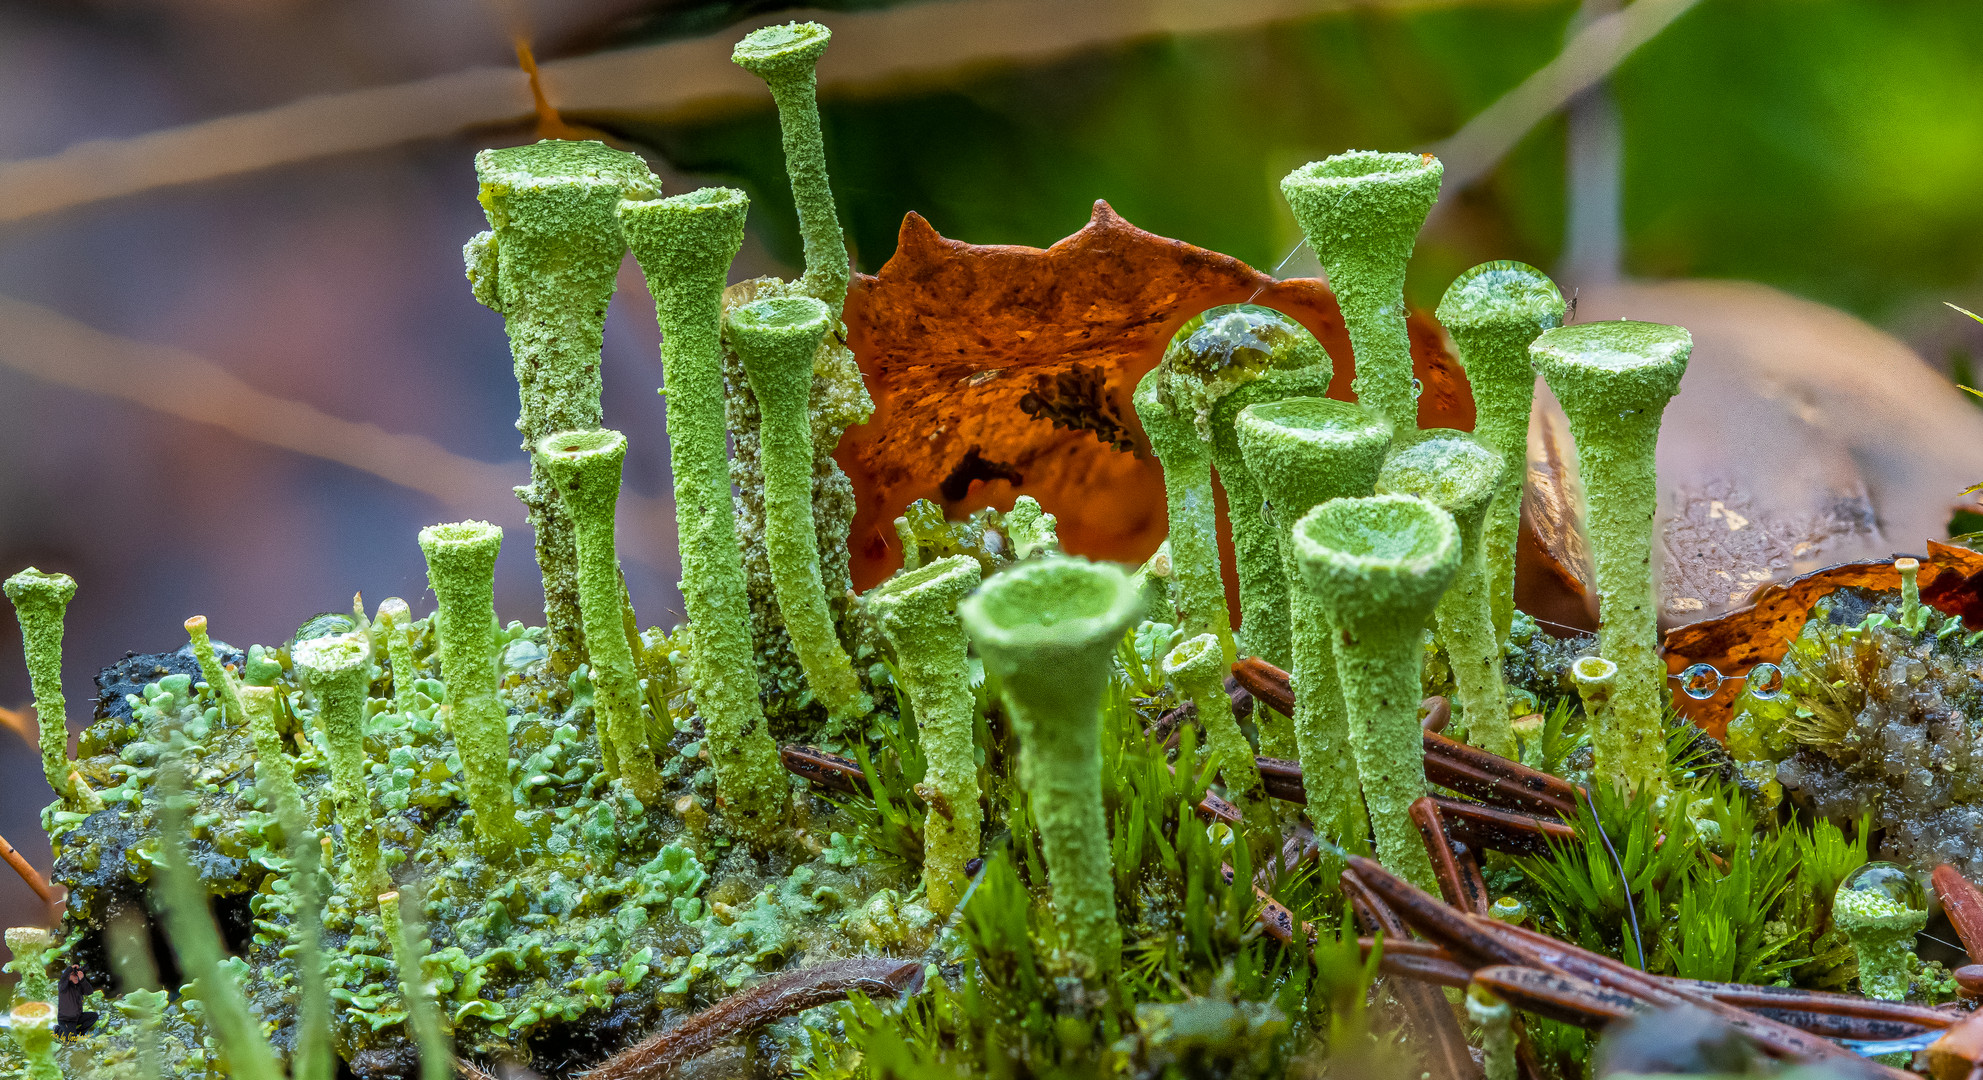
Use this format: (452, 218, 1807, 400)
(959, 556, 1143, 978)
(1531, 320, 1690, 797)
(726, 295, 872, 723)
(1294, 495, 1461, 892)
(1162, 632, 1262, 806)
(535, 430, 665, 804)
(1160, 305, 1333, 673)
(292, 631, 391, 899)
(622, 185, 788, 844)
(1234, 397, 1392, 843)
(1833, 862, 1929, 1001)
(870, 555, 983, 916)
(9, 1000, 59, 1080)
(1434, 261, 1565, 644)
(1279, 151, 1444, 440)
(1376, 429, 1513, 759)
(1571, 654, 1619, 766)
(1132, 367, 1234, 662)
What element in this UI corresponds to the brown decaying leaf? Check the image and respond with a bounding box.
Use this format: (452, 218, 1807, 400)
(836, 201, 1473, 591)
(1661, 540, 1983, 738)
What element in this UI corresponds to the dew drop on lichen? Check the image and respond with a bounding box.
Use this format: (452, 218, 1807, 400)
(290, 611, 359, 648)
(1489, 896, 1526, 922)
(1679, 662, 1721, 699)
(1745, 662, 1784, 699)
(1839, 861, 1926, 913)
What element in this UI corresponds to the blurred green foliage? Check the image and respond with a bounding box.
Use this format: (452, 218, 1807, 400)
(622, 0, 1983, 325)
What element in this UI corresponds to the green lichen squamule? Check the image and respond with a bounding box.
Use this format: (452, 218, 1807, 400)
(372, 597, 420, 717)
(621, 186, 788, 843)
(1133, 366, 1234, 662)
(1376, 430, 1513, 760)
(1532, 319, 1690, 797)
(1295, 494, 1461, 893)
(732, 22, 849, 311)
(1163, 632, 1262, 806)
(292, 631, 391, 899)
(465, 139, 659, 676)
(1162, 306, 1334, 673)
(535, 430, 666, 802)
(418, 520, 530, 847)
(1003, 496, 1060, 560)
(960, 556, 1143, 977)
(870, 554, 983, 916)
(1280, 151, 1444, 441)
(4, 568, 95, 809)
(1434, 261, 1565, 644)
(726, 296, 873, 722)
(1234, 396, 1391, 845)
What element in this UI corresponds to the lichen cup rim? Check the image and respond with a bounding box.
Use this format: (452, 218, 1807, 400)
(1531, 319, 1692, 377)
(1160, 632, 1222, 680)
(1233, 396, 1394, 454)
(872, 554, 980, 610)
(1283, 149, 1442, 189)
(292, 630, 371, 675)
(1374, 428, 1501, 519)
(1572, 654, 1618, 681)
(538, 427, 627, 462)
(475, 139, 660, 197)
(1435, 259, 1565, 331)
(727, 295, 834, 350)
(1293, 494, 1461, 617)
(623, 186, 750, 216)
(958, 556, 1142, 653)
(731, 20, 832, 75)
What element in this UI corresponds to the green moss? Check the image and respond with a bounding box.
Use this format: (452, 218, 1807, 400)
(1234, 397, 1391, 846)
(467, 139, 660, 677)
(1434, 262, 1565, 644)
(621, 188, 788, 845)
(1531, 320, 1691, 797)
(1294, 494, 1460, 892)
(1280, 151, 1444, 441)
(1377, 429, 1512, 759)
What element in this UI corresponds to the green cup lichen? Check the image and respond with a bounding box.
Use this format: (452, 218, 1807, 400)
(185, 614, 244, 729)
(465, 139, 660, 676)
(1531, 319, 1690, 797)
(9, 1001, 60, 1080)
(1434, 261, 1565, 644)
(621, 186, 788, 844)
(1162, 632, 1262, 807)
(1896, 556, 1927, 633)
(1833, 862, 1928, 1001)
(535, 430, 666, 803)
(960, 556, 1144, 977)
(4, 927, 52, 1004)
(732, 22, 847, 311)
(4, 568, 94, 810)
(1376, 429, 1513, 759)
(870, 554, 984, 916)
(725, 295, 872, 723)
(1294, 494, 1461, 892)
(417, 520, 530, 848)
(1160, 305, 1334, 673)
(1279, 151, 1444, 441)
(1234, 397, 1392, 844)
(372, 597, 420, 718)
(292, 631, 391, 898)
(1133, 366, 1234, 662)
(1570, 654, 1619, 771)
(1002, 496, 1061, 560)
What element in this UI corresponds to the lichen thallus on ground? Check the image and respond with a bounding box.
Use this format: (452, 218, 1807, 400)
(2, 19, 1936, 1080)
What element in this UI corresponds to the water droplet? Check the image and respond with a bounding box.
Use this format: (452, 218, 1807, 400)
(1489, 896, 1526, 923)
(1411, 377, 1424, 400)
(1745, 662, 1785, 699)
(1679, 662, 1722, 699)
(290, 612, 358, 648)
(1840, 861, 1926, 913)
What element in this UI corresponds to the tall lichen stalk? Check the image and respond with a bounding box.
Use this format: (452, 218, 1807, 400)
(293, 631, 392, 899)
(4, 569, 95, 810)
(621, 187, 788, 843)
(1133, 367, 1234, 662)
(464, 139, 659, 676)
(1532, 320, 1690, 797)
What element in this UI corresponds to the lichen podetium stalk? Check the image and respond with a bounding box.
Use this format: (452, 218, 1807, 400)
(621, 187, 787, 843)
(185, 615, 244, 728)
(1434, 262, 1565, 645)
(870, 555, 983, 916)
(1133, 367, 1234, 662)
(372, 598, 420, 717)
(1280, 151, 1444, 442)
(241, 684, 332, 1080)
(3, 927, 52, 1003)
(535, 431, 665, 803)
(292, 631, 390, 898)
(418, 521, 530, 848)
(732, 22, 848, 310)
(726, 296, 872, 722)
(8, 1002, 60, 1080)
(1896, 556, 1927, 633)
(465, 139, 659, 676)
(960, 556, 1143, 977)
(1377, 430, 1514, 759)
(1570, 655, 1617, 754)
(1162, 633, 1261, 807)
(3, 569, 97, 811)
(1234, 397, 1391, 845)
(156, 764, 284, 1080)
(1162, 306, 1334, 672)
(1532, 320, 1690, 797)
(1295, 495, 1461, 892)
